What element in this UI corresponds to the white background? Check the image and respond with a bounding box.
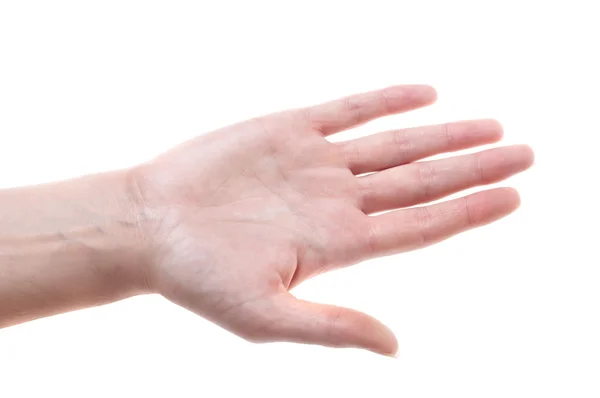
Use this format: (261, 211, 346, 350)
(1, 1, 598, 397)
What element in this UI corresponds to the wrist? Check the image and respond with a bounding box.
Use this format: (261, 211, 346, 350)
(104, 168, 155, 296)
(1, 168, 155, 294)
(0, 170, 154, 326)
(44, 169, 155, 297)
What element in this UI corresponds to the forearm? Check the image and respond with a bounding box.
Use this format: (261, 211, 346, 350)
(0, 170, 150, 328)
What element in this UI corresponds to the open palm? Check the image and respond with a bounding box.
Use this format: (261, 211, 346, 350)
(133, 85, 533, 355)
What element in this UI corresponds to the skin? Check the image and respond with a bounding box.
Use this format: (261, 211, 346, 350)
(0, 85, 534, 356)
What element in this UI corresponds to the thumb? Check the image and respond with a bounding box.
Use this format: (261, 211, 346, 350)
(255, 293, 398, 356)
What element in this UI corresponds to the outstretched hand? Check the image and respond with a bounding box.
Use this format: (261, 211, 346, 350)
(132, 85, 534, 355)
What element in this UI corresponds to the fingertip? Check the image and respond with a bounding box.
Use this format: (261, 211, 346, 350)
(482, 118, 505, 141)
(385, 347, 401, 359)
(338, 308, 399, 356)
(467, 187, 522, 227)
(492, 186, 522, 212)
(444, 119, 504, 150)
(368, 320, 399, 357)
(485, 144, 535, 178)
(508, 144, 535, 175)
(463, 118, 504, 143)
(381, 341, 400, 359)
(519, 144, 535, 168)
(385, 84, 438, 106)
(409, 84, 438, 104)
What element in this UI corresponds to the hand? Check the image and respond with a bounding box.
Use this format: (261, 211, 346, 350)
(131, 85, 534, 356)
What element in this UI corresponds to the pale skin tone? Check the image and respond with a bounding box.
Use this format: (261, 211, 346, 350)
(0, 85, 534, 356)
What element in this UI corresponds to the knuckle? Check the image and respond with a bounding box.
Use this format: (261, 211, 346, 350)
(473, 152, 486, 183)
(340, 141, 360, 169)
(357, 176, 374, 209)
(463, 196, 476, 227)
(298, 106, 313, 123)
(393, 128, 413, 152)
(343, 97, 363, 126)
(363, 218, 378, 256)
(414, 206, 432, 245)
(442, 122, 453, 147)
(325, 307, 344, 339)
(415, 206, 433, 230)
(380, 88, 393, 113)
(417, 163, 435, 198)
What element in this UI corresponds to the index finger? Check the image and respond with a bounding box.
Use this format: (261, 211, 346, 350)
(304, 85, 437, 136)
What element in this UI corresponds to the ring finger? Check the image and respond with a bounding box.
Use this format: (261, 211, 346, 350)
(341, 119, 504, 175)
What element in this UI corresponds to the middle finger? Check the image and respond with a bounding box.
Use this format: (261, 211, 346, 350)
(358, 145, 534, 214)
